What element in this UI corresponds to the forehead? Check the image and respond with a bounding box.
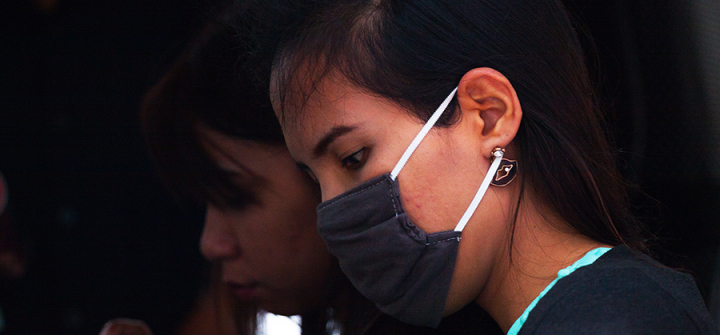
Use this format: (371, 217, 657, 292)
(273, 73, 409, 161)
(198, 126, 288, 177)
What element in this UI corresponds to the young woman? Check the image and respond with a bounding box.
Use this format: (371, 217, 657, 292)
(239, 0, 720, 333)
(102, 18, 502, 335)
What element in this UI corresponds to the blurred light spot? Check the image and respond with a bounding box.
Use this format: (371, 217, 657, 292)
(257, 313, 300, 335)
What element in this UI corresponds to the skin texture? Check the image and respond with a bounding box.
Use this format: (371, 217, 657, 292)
(198, 127, 335, 317)
(275, 67, 609, 332)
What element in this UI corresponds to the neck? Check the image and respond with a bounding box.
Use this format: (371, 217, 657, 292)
(474, 204, 610, 333)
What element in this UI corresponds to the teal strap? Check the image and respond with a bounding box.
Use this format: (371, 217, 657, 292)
(506, 247, 611, 335)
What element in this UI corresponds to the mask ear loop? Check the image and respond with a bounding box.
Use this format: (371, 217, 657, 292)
(390, 87, 459, 180)
(454, 149, 504, 232)
(388, 86, 502, 233)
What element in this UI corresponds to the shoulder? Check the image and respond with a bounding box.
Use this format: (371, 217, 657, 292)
(520, 246, 719, 335)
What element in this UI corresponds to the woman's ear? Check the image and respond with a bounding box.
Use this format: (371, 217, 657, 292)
(456, 68, 522, 155)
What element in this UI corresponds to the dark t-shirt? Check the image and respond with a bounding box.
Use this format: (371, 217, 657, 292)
(518, 245, 719, 334)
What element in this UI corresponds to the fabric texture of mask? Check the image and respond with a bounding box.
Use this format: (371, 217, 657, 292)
(316, 87, 504, 328)
(317, 173, 461, 327)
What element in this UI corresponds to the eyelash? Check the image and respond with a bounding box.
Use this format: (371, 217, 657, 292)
(305, 169, 319, 184)
(341, 148, 366, 170)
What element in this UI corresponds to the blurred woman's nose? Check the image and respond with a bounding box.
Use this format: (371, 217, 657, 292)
(200, 204, 239, 261)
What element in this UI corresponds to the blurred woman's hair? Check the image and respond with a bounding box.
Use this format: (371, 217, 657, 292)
(240, 0, 646, 253)
(140, 20, 326, 335)
(141, 20, 285, 211)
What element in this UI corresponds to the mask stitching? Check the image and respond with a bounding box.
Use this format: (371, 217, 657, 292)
(388, 179, 399, 216)
(425, 236, 461, 246)
(318, 179, 387, 210)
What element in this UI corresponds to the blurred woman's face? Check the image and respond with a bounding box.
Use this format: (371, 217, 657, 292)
(197, 127, 335, 316)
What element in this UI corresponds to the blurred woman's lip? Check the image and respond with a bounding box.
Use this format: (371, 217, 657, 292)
(227, 281, 259, 300)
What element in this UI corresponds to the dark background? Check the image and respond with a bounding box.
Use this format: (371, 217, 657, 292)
(0, 0, 718, 334)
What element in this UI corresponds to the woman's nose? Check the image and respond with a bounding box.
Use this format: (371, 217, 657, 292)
(200, 204, 239, 261)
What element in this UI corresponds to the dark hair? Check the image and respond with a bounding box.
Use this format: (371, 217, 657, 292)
(242, 0, 646, 252)
(141, 21, 285, 209)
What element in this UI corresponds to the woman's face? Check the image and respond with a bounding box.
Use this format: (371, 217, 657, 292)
(275, 74, 516, 315)
(198, 128, 336, 316)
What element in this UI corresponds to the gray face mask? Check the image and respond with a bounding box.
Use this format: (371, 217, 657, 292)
(316, 87, 506, 327)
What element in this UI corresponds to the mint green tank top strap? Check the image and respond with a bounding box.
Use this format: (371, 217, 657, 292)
(506, 247, 612, 335)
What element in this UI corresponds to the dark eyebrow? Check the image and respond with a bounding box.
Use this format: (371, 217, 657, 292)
(312, 125, 357, 158)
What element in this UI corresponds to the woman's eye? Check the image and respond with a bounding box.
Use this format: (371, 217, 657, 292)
(306, 170, 319, 184)
(296, 162, 319, 184)
(341, 148, 366, 170)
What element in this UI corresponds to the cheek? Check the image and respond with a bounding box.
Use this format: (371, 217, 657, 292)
(398, 176, 444, 229)
(260, 212, 333, 297)
(260, 176, 328, 268)
(397, 148, 467, 233)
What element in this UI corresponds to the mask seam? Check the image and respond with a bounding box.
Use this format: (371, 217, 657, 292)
(318, 179, 387, 210)
(388, 178, 400, 216)
(425, 236, 461, 246)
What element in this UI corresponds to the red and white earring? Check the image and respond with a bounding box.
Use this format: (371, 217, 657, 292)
(490, 148, 517, 187)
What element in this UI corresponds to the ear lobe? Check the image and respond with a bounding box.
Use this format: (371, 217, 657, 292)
(456, 68, 522, 153)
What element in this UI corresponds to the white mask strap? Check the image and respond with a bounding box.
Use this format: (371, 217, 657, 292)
(387, 86, 501, 232)
(390, 87, 458, 180)
(454, 150, 504, 232)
